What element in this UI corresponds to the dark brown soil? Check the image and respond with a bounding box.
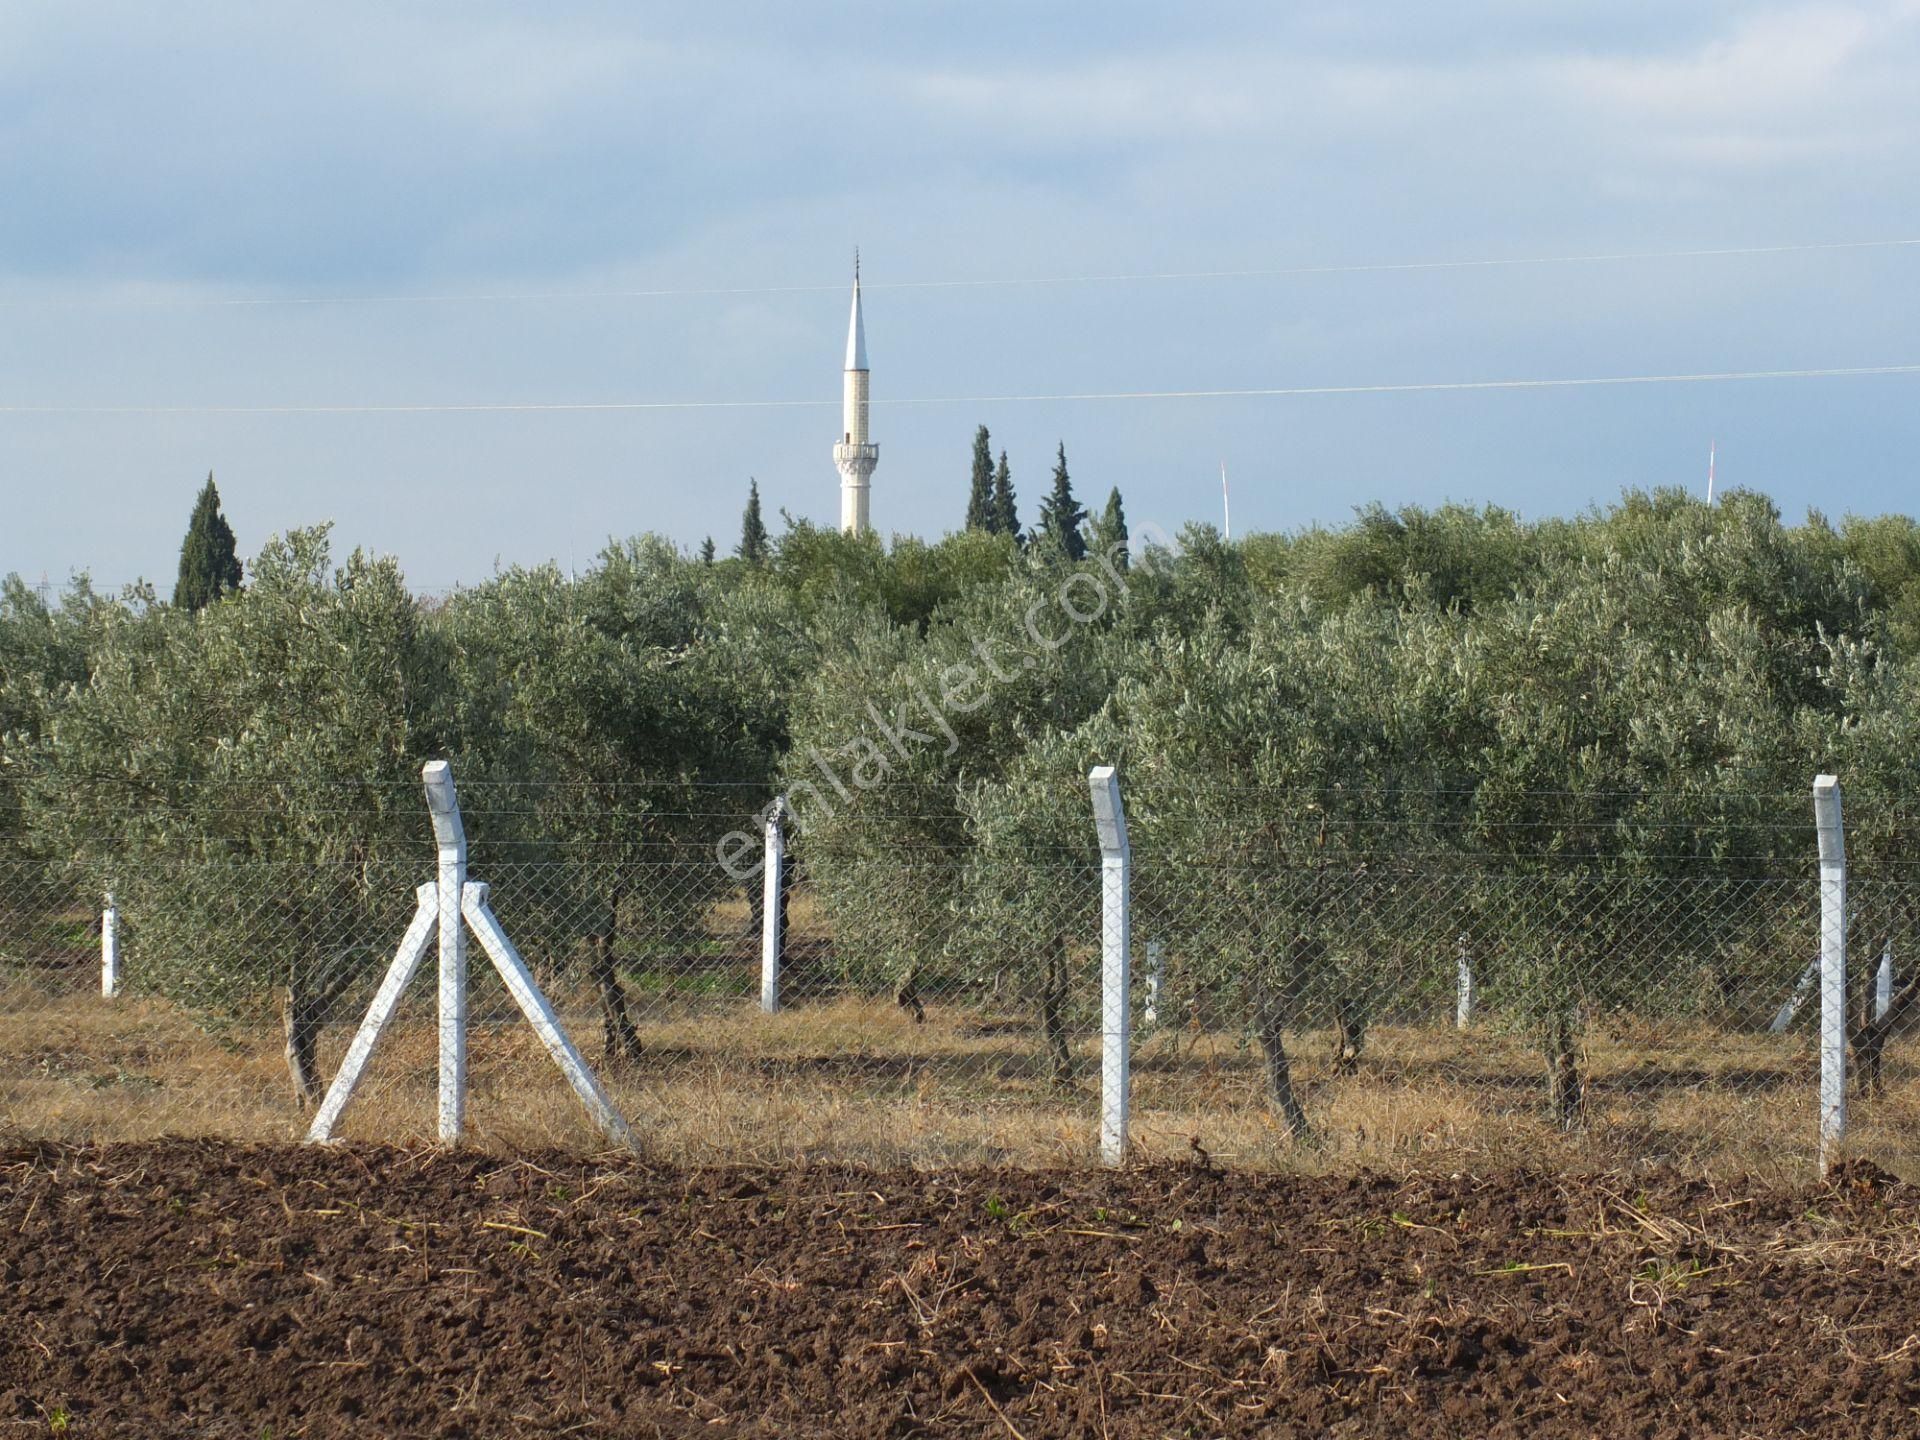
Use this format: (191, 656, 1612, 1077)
(4, 1143, 1920, 1438)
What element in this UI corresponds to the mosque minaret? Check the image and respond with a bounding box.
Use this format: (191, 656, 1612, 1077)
(833, 253, 878, 536)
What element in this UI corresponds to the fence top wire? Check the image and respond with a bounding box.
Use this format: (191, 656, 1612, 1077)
(15, 777, 1920, 877)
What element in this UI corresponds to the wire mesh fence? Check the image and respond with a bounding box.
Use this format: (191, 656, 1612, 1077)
(3, 780, 1917, 1179)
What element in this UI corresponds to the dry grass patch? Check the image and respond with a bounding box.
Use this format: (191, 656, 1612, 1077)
(2, 977, 1910, 1180)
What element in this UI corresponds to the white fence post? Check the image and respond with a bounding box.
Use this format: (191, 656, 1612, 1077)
(100, 893, 120, 999)
(309, 761, 635, 1149)
(424, 760, 468, 1144)
(761, 800, 785, 1014)
(1455, 936, 1474, 1030)
(1876, 947, 1893, 1022)
(1814, 774, 1847, 1174)
(1143, 939, 1166, 1030)
(1089, 766, 1131, 1168)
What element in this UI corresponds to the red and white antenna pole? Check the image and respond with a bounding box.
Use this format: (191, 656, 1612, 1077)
(1221, 460, 1231, 542)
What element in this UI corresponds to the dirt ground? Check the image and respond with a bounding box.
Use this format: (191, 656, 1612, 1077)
(5, 1143, 1920, 1438)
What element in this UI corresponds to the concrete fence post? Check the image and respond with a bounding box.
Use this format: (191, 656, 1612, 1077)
(424, 760, 468, 1144)
(308, 759, 634, 1150)
(1876, 947, 1893, 1023)
(761, 800, 785, 1014)
(1814, 774, 1847, 1174)
(1089, 766, 1131, 1168)
(1455, 935, 1474, 1030)
(100, 893, 120, 999)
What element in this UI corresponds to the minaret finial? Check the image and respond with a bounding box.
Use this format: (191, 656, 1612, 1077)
(854, 246, 860, 284)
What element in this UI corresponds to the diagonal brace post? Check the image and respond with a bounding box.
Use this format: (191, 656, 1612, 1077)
(462, 882, 636, 1150)
(307, 883, 439, 1142)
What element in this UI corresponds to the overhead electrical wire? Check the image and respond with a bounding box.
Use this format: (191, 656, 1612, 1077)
(3, 363, 1917, 417)
(1, 238, 1916, 311)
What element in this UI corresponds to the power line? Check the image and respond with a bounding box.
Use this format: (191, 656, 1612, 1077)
(3, 362, 1917, 416)
(3, 238, 1917, 311)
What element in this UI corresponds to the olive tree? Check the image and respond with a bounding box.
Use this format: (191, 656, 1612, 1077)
(436, 538, 788, 1063)
(1463, 520, 1836, 1125)
(0, 575, 100, 863)
(960, 717, 1125, 1083)
(22, 529, 433, 1107)
(1110, 592, 1478, 1138)
(782, 550, 1142, 1020)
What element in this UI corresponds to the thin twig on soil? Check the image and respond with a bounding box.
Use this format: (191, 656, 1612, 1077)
(961, 1364, 1030, 1440)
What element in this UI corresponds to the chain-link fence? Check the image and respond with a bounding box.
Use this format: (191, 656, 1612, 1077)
(3, 777, 1916, 1178)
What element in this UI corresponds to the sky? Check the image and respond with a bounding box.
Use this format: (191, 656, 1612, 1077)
(2, 1, 1918, 593)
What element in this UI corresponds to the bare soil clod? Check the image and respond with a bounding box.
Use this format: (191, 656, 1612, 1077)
(5, 1142, 1920, 1436)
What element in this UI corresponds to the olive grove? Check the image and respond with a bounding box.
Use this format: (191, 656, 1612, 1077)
(7, 488, 1920, 1123)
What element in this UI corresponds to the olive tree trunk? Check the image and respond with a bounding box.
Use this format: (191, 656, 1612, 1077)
(281, 985, 327, 1110)
(591, 895, 643, 1067)
(894, 966, 926, 1023)
(1854, 963, 1919, 1099)
(1255, 978, 1311, 1139)
(1329, 999, 1365, 1075)
(1544, 1007, 1582, 1130)
(281, 952, 361, 1110)
(1252, 924, 1321, 1141)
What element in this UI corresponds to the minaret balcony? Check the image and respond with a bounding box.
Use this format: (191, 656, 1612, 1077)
(834, 442, 880, 464)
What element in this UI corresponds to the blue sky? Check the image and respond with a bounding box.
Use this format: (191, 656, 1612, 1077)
(3, 1, 1917, 591)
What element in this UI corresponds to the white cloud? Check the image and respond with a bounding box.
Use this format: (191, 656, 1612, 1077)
(1545, 3, 1920, 171)
(1557, 6, 1879, 118)
(903, 58, 1275, 146)
(320, 13, 670, 135)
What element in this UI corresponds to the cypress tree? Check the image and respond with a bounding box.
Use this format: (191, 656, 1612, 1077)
(1090, 486, 1129, 569)
(173, 473, 243, 611)
(698, 536, 716, 565)
(965, 425, 996, 532)
(990, 451, 1019, 541)
(737, 480, 770, 565)
(1036, 442, 1087, 561)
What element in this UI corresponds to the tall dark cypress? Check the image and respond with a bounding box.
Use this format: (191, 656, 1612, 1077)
(172, 473, 243, 611)
(965, 425, 996, 533)
(1091, 486, 1129, 569)
(1036, 442, 1087, 561)
(737, 479, 770, 565)
(990, 451, 1019, 541)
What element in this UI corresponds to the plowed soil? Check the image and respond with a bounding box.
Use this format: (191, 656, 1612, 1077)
(4, 1143, 1920, 1437)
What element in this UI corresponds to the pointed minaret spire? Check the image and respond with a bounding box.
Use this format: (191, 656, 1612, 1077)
(834, 250, 878, 535)
(844, 251, 868, 372)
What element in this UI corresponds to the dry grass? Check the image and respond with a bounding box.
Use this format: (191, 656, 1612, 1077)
(3, 974, 1911, 1180)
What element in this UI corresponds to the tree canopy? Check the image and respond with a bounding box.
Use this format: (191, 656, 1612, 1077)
(1035, 443, 1087, 561)
(965, 426, 995, 533)
(9, 485, 1920, 1118)
(990, 451, 1018, 540)
(172, 474, 243, 611)
(737, 480, 770, 565)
